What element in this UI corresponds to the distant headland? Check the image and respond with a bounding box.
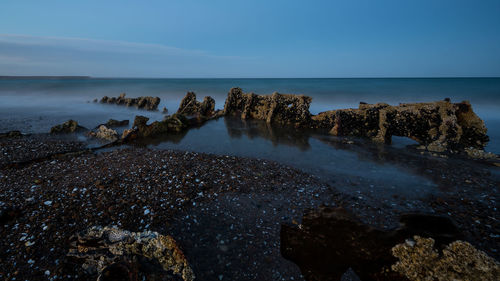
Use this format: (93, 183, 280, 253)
(0, 76, 91, 80)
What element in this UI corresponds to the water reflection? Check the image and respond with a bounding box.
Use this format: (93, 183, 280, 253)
(138, 117, 497, 202)
(224, 117, 312, 151)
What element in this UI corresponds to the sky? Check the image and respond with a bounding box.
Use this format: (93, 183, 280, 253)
(0, 0, 499, 78)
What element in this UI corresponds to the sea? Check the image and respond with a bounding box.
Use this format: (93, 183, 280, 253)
(1, 77, 499, 205)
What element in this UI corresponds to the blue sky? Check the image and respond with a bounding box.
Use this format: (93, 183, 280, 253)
(1, 0, 499, 77)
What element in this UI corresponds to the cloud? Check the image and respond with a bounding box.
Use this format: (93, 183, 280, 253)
(0, 34, 256, 77)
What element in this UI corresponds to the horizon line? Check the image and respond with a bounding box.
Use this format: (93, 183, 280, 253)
(1, 75, 500, 79)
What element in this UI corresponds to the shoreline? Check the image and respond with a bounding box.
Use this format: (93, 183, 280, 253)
(1, 134, 498, 280)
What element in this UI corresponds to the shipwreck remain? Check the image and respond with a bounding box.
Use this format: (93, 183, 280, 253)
(222, 87, 489, 153)
(88, 88, 491, 156)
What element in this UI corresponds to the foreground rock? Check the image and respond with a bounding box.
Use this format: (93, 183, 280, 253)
(223, 87, 312, 127)
(99, 93, 160, 111)
(67, 226, 195, 281)
(50, 120, 87, 134)
(88, 125, 119, 141)
(280, 206, 462, 280)
(177, 92, 216, 117)
(392, 236, 499, 281)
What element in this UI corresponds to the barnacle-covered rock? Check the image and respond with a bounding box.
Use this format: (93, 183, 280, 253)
(312, 100, 489, 152)
(129, 114, 189, 139)
(50, 120, 87, 134)
(67, 226, 195, 281)
(177, 92, 215, 117)
(88, 125, 119, 141)
(223, 87, 312, 127)
(392, 236, 499, 281)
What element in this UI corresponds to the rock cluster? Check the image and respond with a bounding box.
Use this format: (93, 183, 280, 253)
(50, 120, 87, 134)
(280, 206, 461, 280)
(121, 114, 189, 140)
(88, 125, 119, 141)
(67, 226, 195, 281)
(99, 93, 160, 111)
(90, 88, 491, 155)
(223, 87, 312, 126)
(221, 87, 489, 154)
(177, 92, 216, 117)
(313, 100, 489, 152)
(392, 236, 499, 281)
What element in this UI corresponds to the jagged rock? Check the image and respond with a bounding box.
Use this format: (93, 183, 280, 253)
(0, 130, 23, 138)
(280, 206, 461, 281)
(223, 87, 312, 126)
(392, 236, 499, 281)
(99, 93, 160, 110)
(50, 120, 87, 134)
(177, 92, 215, 117)
(88, 125, 119, 141)
(103, 119, 129, 128)
(162, 107, 168, 114)
(312, 100, 489, 152)
(127, 114, 189, 139)
(67, 226, 195, 281)
(222, 89, 489, 154)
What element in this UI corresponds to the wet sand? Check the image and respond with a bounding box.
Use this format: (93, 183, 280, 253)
(0, 134, 499, 280)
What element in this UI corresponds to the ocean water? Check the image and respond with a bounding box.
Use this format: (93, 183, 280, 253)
(1, 77, 499, 152)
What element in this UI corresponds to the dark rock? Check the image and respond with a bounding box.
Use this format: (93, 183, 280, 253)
(280, 206, 462, 281)
(223, 87, 312, 127)
(177, 92, 215, 117)
(98, 93, 160, 110)
(128, 114, 189, 139)
(50, 120, 87, 134)
(0, 130, 23, 139)
(103, 119, 129, 128)
(162, 107, 168, 114)
(100, 96, 109, 103)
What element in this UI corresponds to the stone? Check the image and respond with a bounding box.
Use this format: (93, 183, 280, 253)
(98, 93, 160, 110)
(88, 125, 119, 141)
(311, 100, 489, 152)
(177, 92, 215, 117)
(103, 119, 129, 128)
(50, 120, 87, 134)
(223, 87, 312, 127)
(67, 226, 195, 281)
(392, 236, 499, 281)
(0, 130, 23, 138)
(280, 206, 462, 280)
(127, 114, 189, 139)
